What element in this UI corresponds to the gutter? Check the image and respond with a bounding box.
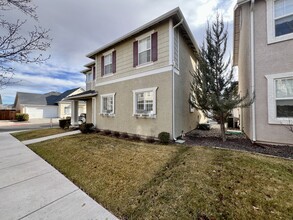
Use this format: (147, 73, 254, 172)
(250, 0, 256, 142)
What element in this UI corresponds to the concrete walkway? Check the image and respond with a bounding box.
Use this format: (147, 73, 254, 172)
(22, 130, 81, 145)
(0, 132, 118, 220)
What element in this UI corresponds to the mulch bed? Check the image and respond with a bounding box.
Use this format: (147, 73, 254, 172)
(185, 125, 293, 159)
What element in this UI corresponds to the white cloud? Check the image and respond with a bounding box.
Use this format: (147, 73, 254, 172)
(1, 0, 237, 104)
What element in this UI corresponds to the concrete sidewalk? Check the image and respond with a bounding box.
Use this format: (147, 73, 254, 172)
(22, 130, 81, 145)
(0, 132, 118, 220)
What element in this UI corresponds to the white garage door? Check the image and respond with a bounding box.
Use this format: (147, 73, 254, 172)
(24, 106, 58, 119)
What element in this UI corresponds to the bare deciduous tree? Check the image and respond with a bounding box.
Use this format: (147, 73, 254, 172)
(0, 0, 51, 88)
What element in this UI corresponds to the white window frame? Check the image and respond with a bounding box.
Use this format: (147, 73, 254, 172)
(267, 0, 293, 44)
(132, 87, 158, 117)
(86, 72, 93, 82)
(64, 105, 71, 115)
(136, 30, 154, 67)
(104, 54, 113, 76)
(100, 93, 115, 116)
(265, 72, 293, 124)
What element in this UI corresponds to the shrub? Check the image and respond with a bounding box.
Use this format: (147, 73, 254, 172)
(158, 132, 170, 144)
(146, 136, 156, 143)
(113, 131, 120, 138)
(103, 129, 112, 136)
(79, 123, 94, 134)
(197, 123, 211, 130)
(132, 134, 141, 141)
(96, 128, 101, 133)
(15, 113, 29, 121)
(59, 118, 71, 129)
(121, 132, 129, 139)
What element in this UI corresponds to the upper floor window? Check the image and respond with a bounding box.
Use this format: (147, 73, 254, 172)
(138, 36, 151, 64)
(100, 93, 115, 115)
(104, 54, 113, 75)
(266, 72, 293, 124)
(86, 72, 93, 82)
(267, 0, 293, 43)
(133, 31, 158, 67)
(274, 0, 293, 37)
(132, 87, 157, 117)
(101, 50, 116, 77)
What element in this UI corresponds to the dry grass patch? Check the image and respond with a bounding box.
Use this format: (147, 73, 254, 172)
(28, 134, 178, 217)
(12, 128, 69, 141)
(28, 134, 293, 219)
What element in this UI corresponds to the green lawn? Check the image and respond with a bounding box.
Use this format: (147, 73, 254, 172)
(12, 128, 69, 141)
(28, 133, 293, 220)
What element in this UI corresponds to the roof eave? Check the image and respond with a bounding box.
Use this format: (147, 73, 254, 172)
(86, 7, 183, 59)
(84, 61, 95, 67)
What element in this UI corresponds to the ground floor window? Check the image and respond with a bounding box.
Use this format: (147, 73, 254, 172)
(64, 106, 71, 115)
(100, 93, 115, 115)
(266, 72, 293, 124)
(132, 87, 157, 116)
(275, 77, 293, 117)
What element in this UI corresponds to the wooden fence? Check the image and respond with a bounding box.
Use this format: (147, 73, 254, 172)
(0, 110, 20, 120)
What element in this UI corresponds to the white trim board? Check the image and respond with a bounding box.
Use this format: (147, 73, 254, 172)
(96, 65, 172, 87)
(265, 72, 293, 124)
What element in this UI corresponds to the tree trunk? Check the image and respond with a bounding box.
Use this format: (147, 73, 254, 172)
(220, 117, 226, 142)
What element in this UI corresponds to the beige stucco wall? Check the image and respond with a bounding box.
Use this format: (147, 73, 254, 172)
(94, 72, 173, 137)
(253, 0, 293, 145)
(237, 0, 293, 145)
(237, 3, 252, 139)
(174, 33, 200, 137)
(94, 20, 170, 84)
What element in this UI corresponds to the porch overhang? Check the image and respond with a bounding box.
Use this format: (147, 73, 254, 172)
(65, 90, 97, 101)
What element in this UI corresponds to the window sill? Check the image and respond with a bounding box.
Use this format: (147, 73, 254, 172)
(135, 62, 154, 69)
(133, 113, 156, 119)
(102, 73, 114, 78)
(100, 113, 115, 117)
(268, 32, 293, 45)
(268, 117, 293, 125)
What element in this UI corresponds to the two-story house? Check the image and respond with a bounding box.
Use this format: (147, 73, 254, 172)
(233, 0, 293, 145)
(69, 7, 202, 139)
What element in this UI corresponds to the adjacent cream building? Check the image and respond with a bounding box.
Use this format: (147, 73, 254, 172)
(234, 0, 293, 145)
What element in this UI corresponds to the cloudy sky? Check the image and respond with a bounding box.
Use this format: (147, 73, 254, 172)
(1, 0, 236, 104)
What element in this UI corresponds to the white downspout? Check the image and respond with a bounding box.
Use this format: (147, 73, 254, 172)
(171, 18, 183, 140)
(250, 0, 256, 142)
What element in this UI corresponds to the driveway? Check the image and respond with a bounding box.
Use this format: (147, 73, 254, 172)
(0, 132, 118, 220)
(0, 119, 59, 133)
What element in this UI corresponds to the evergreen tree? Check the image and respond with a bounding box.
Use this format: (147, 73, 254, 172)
(189, 15, 254, 142)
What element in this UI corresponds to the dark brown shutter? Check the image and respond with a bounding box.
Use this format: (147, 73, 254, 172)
(93, 66, 96, 80)
(101, 56, 104, 76)
(151, 32, 158, 62)
(112, 50, 116, 73)
(133, 41, 138, 67)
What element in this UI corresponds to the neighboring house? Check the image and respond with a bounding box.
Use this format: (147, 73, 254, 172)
(68, 7, 202, 139)
(233, 0, 293, 145)
(14, 88, 86, 119)
(57, 88, 86, 118)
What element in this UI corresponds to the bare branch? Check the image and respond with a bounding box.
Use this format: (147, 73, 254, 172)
(0, 0, 51, 88)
